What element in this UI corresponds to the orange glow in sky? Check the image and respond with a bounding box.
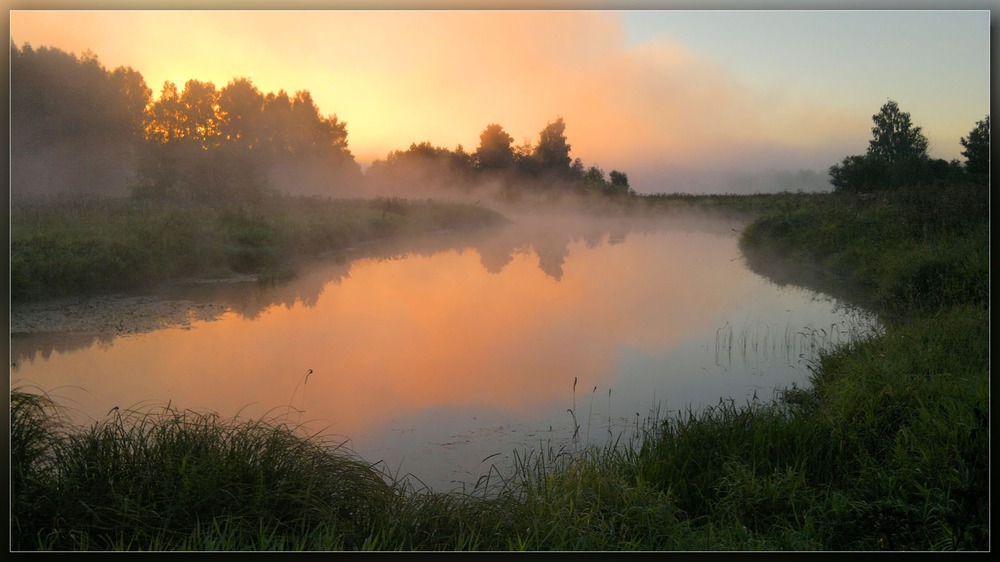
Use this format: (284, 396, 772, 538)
(9, 9, 990, 191)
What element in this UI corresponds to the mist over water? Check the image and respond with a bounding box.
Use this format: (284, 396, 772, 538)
(11, 212, 878, 492)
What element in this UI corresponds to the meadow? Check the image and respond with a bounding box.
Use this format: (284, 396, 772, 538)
(10, 184, 989, 551)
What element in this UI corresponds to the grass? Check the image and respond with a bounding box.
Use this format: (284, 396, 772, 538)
(737, 183, 988, 318)
(10, 391, 395, 551)
(9, 182, 989, 551)
(10, 194, 506, 302)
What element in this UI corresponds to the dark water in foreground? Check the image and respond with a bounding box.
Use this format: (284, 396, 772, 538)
(11, 213, 879, 492)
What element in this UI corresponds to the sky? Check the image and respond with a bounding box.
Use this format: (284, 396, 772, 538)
(7, 3, 993, 194)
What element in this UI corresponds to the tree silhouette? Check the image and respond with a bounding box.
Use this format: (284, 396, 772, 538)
(475, 123, 515, 170)
(367, 141, 474, 194)
(217, 77, 266, 147)
(960, 115, 989, 184)
(534, 117, 573, 175)
(829, 99, 945, 193)
(867, 99, 928, 164)
(144, 82, 185, 143)
(109, 66, 153, 138)
(10, 42, 149, 200)
(608, 170, 632, 196)
(137, 76, 362, 202)
(178, 79, 221, 146)
(582, 166, 606, 193)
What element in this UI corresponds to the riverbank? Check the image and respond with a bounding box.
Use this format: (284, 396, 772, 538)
(10, 185, 989, 550)
(10, 195, 507, 303)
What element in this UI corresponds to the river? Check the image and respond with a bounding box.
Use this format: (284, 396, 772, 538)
(10, 210, 879, 492)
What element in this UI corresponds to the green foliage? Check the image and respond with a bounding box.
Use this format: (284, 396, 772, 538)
(10, 174, 987, 550)
(739, 184, 988, 317)
(10, 392, 393, 550)
(729, 184, 987, 549)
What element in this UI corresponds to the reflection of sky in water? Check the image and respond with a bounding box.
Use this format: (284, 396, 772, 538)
(10, 216, 878, 492)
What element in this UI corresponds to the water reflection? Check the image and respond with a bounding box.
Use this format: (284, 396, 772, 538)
(10, 212, 876, 492)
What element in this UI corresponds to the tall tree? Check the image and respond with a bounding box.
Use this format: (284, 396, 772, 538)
(178, 79, 221, 146)
(960, 115, 989, 184)
(144, 82, 185, 143)
(217, 77, 266, 148)
(534, 117, 573, 174)
(475, 123, 515, 170)
(10, 42, 148, 200)
(867, 99, 929, 163)
(109, 66, 153, 139)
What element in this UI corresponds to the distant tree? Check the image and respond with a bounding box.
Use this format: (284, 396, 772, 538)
(137, 77, 361, 202)
(289, 90, 352, 155)
(361, 115, 636, 201)
(109, 66, 153, 138)
(367, 141, 475, 194)
(217, 77, 266, 148)
(534, 117, 573, 175)
(867, 99, 929, 164)
(450, 144, 475, 176)
(960, 115, 989, 184)
(512, 137, 540, 176)
(582, 166, 606, 192)
(178, 79, 221, 146)
(144, 81, 185, 143)
(608, 170, 633, 196)
(475, 123, 515, 170)
(830, 100, 939, 193)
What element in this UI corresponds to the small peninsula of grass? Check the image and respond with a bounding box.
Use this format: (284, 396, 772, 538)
(10, 195, 506, 303)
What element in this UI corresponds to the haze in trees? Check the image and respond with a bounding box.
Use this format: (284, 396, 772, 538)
(367, 117, 635, 202)
(10, 42, 150, 201)
(135, 78, 363, 203)
(10, 41, 635, 206)
(10, 42, 364, 204)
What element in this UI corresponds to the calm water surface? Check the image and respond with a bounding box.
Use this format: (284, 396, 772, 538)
(11, 212, 878, 492)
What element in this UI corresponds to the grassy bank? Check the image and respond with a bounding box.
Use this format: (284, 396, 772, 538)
(10, 184, 989, 550)
(10, 195, 506, 302)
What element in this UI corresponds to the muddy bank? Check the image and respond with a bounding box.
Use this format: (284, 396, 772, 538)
(10, 294, 229, 337)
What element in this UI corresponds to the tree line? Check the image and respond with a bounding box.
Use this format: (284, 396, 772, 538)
(829, 99, 989, 193)
(10, 41, 632, 204)
(14, 42, 986, 203)
(11, 42, 363, 204)
(366, 118, 633, 198)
